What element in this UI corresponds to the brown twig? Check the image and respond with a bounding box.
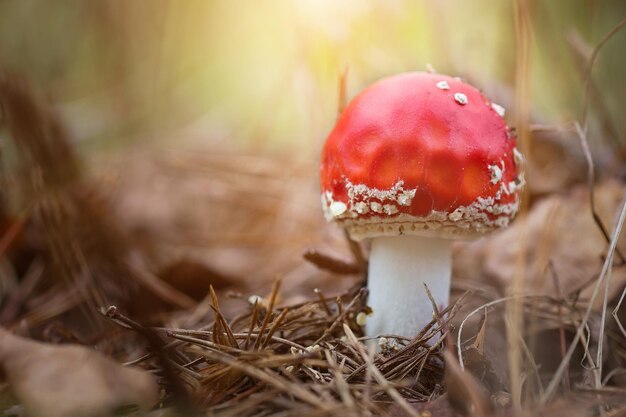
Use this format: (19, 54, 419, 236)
(574, 121, 626, 264)
(314, 288, 333, 317)
(103, 306, 198, 414)
(313, 288, 366, 346)
(303, 249, 361, 275)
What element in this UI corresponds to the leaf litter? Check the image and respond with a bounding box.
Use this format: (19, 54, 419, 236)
(2, 20, 626, 417)
(0, 328, 159, 417)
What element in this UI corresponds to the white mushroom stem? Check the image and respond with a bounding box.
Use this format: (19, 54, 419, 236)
(366, 235, 451, 341)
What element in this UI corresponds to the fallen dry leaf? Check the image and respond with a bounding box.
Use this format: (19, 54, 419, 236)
(443, 350, 494, 417)
(524, 127, 591, 197)
(101, 147, 356, 303)
(0, 327, 159, 417)
(455, 180, 626, 306)
(157, 257, 237, 301)
(462, 346, 505, 396)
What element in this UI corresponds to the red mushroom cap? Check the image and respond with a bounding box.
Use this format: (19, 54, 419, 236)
(320, 72, 525, 240)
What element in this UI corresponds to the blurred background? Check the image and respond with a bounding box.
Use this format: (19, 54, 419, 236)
(2, 2, 626, 414)
(1, 0, 625, 308)
(1, 0, 625, 151)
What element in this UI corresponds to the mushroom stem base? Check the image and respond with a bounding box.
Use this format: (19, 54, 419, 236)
(366, 235, 451, 341)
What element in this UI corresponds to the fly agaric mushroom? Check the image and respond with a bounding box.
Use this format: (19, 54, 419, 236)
(320, 72, 524, 340)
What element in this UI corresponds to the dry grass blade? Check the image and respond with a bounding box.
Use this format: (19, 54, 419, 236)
(424, 282, 441, 323)
(314, 288, 333, 317)
(542, 192, 626, 403)
(612, 285, 626, 339)
(566, 30, 621, 149)
(209, 304, 239, 348)
(209, 285, 239, 348)
(259, 308, 289, 350)
(596, 257, 613, 388)
(512, 0, 532, 409)
(325, 349, 356, 410)
(244, 300, 260, 350)
(253, 277, 282, 350)
(200, 347, 336, 411)
(104, 277, 449, 415)
(165, 333, 243, 355)
(313, 288, 366, 345)
(549, 261, 571, 391)
(343, 324, 419, 417)
(575, 121, 626, 264)
(458, 294, 544, 369)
